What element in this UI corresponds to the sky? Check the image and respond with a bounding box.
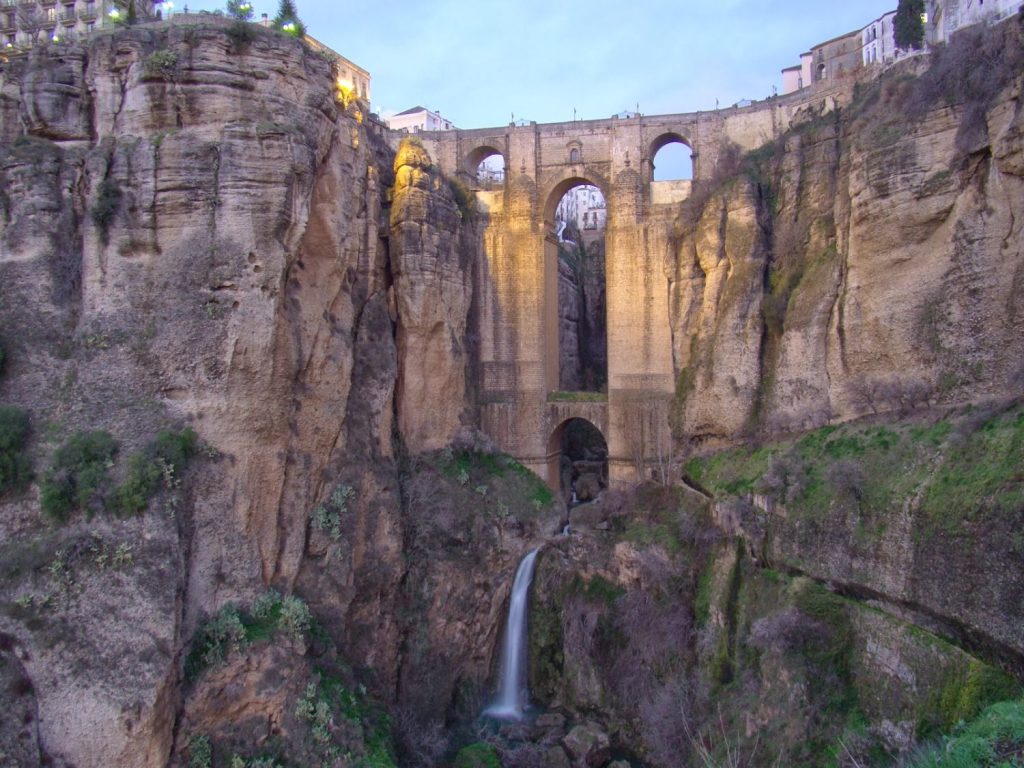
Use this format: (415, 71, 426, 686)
(175, 0, 897, 129)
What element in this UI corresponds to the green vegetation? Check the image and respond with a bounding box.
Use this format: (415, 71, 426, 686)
(792, 579, 853, 675)
(895, 0, 926, 50)
(226, 0, 254, 20)
(296, 672, 396, 767)
(90, 178, 122, 242)
(311, 484, 353, 541)
(909, 699, 1024, 768)
(112, 428, 198, 515)
(185, 591, 313, 681)
(438, 447, 553, 511)
(40, 430, 117, 523)
(920, 409, 1024, 529)
(143, 49, 178, 80)
(41, 427, 197, 522)
(576, 573, 625, 605)
(188, 734, 212, 768)
(453, 743, 500, 768)
(272, 0, 305, 36)
(684, 405, 1024, 533)
(449, 178, 476, 221)
(929, 659, 1022, 734)
(0, 405, 31, 495)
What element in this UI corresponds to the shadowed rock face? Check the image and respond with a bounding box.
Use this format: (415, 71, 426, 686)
(0, 21, 497, 766)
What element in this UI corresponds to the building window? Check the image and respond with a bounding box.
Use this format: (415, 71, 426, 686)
(569, 147, 581, 163)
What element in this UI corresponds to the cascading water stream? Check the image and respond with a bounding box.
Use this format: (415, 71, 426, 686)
(484, 547, 541, 720)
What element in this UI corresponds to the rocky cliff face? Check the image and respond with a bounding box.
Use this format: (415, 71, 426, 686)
(0, 14, 1022, 768)
(0, 20, 549, 767)
(671, 20, 1024, 443)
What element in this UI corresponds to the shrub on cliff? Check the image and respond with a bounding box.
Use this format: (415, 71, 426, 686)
(185, 591, 315, 680)
(90, 179, 122, 243)
(112, 427, 198, 515)
(0, 405, 31, 495)
(40, 430, 118, 523)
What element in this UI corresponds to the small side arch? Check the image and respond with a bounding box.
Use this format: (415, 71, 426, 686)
(649, 132, 694, 181)
(546, 417, 608, 503)
(464, 145, 506, 186)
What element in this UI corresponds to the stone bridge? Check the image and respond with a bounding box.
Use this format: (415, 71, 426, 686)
(414, 87, 847, 488)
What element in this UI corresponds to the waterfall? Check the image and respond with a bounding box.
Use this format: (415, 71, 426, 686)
(484, 547, 541, 720)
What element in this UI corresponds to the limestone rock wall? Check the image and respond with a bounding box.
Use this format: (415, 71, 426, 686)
(671, 22, 1024, 442)
(0, 21, 487, 766)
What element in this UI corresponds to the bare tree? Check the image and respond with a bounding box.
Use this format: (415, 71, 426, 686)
(16, 4, 42, 41)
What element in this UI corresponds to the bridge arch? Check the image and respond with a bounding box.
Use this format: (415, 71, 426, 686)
(650, 132, 694, 182)
(546, 416, 609, 502)
(542, 173, 609, 227)
(543, 176, 609, 393)
(464, 144, 506, 186)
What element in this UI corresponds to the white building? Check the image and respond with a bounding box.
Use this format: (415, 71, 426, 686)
(387, 106, 455, 133)
(926, 0, 1020, 44)
(862, 11, 899, 66)
(556, 185, 606, 235)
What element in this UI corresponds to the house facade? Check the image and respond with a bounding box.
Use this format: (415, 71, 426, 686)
(862, 11, 899, 65)
(387, 106, 455, 133)
(1, 0, 157, 50)
(926, 0, 1020, 44)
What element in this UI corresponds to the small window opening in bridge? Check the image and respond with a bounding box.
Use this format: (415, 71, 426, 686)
(569, 147, 581, 164)
(550, 418, 608, 506)
(554, 184, 607, 393)
(476, 153, 505, 189)
(652, 140, 693, 181)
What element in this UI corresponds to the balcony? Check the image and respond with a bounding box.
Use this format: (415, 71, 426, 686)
(0, 12, 13, 29)
(40, 0, 57, 7)
(59, 9, 74, 22)
(78, 4, 97, 20)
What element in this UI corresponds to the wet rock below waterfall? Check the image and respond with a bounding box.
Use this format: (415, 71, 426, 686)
(563, 722, 612, 767)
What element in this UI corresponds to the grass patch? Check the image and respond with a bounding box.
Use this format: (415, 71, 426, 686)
(453, 743, 500, 768)
(684, 406, 1024, 530)
(438, 448, 554, 511)
(920, 408, 1024, 530)
(908, 698, 1024, 768)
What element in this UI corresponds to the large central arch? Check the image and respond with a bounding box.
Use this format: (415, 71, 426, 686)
(542, 174, 609, 393)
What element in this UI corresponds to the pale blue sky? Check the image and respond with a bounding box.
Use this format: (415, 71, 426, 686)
(175, 0, 896, 129)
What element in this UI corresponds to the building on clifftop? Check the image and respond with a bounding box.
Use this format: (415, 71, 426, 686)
(387, 106, 455, 133)
(2, 0, 160, 50)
